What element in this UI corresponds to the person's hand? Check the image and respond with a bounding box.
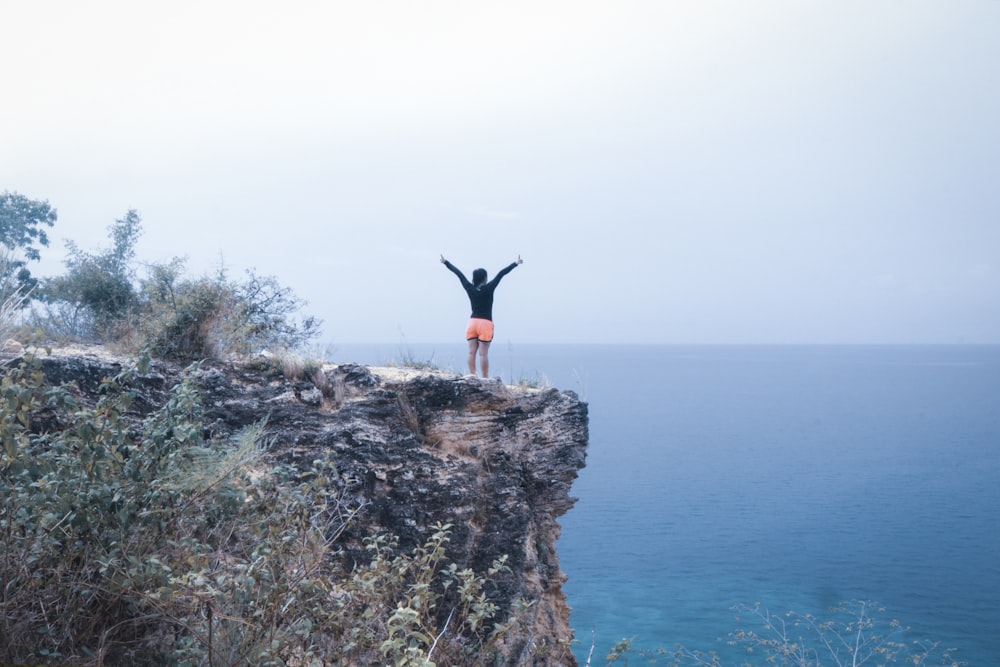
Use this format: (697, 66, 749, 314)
(516, 255, 523, 265)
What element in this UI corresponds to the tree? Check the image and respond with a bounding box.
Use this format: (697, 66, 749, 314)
(40, 209, 142, 337)
(140, 267, 323, 361)
(0, 191, 57, 295)
(237, 269, 322, 352)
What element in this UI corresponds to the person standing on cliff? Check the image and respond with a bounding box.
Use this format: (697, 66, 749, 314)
(440, 254, 523, 378)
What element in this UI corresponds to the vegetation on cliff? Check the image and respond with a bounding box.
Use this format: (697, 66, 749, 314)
(0, 355, 525, 665)
(2, 193, 320, 361)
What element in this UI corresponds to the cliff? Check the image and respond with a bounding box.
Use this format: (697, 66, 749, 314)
(30, 345, 589, 666)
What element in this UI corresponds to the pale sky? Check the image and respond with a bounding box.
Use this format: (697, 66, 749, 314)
(3, 1, 998, 344)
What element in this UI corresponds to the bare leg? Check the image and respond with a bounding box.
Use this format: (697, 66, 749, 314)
(467, 339, 479, 375)
(479, 341, 491, 378)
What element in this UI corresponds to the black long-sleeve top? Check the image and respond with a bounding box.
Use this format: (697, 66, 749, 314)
(444, 260, 518, 321)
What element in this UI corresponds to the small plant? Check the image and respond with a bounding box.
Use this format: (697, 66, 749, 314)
(268, 347, 325, 381)
(0, 285, 29, 349)
(393, 347, 440, 371)
(664, 600, 963, 667)
(585, 601, 964, 667)
(732, 600, 962, 667)
(514, 371, 551, 389)
(330, 524, 517, 666)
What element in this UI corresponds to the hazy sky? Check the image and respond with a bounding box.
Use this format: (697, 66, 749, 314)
(4, 1, 998, 344)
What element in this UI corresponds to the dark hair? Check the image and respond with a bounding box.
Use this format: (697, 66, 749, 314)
(472, 268, 487, 285)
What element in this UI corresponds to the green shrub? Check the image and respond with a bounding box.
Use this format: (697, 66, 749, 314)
(32, 210, 322, 359)
(0, 190, 57, 296)
(142, 275, 234, 360)
(139, 266, 322, 361)
(39, 210, 141, 339)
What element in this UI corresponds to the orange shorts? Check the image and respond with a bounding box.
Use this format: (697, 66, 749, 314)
(465, 318, 495, 342)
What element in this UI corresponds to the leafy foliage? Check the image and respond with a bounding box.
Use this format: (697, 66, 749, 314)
(135, 267, 321, 360)
(39, 209, 142, 337)
(32, 209, 320, 358)
(235, 270, 322, 353)
(0, 190, 57, 295)
(140, 272, 235, 360)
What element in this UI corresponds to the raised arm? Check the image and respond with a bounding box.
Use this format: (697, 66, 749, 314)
(489, 256, 523, 287)
(441, 256, 472, 288)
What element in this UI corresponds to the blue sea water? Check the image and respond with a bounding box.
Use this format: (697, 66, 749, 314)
(333, 344, 1000, 665)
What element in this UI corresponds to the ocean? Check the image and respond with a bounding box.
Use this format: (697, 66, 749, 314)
(333, 344, 1000, 665)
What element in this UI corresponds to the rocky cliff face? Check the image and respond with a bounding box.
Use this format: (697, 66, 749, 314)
(33, 346, 589, 666)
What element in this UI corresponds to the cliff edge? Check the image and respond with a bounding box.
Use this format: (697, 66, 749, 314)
(31, 346, 589, 666)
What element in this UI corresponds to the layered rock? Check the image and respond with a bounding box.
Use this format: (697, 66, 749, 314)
(29, 346, 589, 666)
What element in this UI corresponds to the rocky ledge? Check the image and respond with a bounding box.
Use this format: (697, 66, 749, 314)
(28, 346, 589, 666)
